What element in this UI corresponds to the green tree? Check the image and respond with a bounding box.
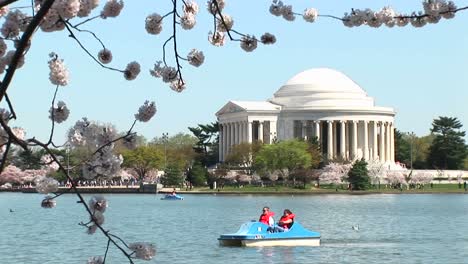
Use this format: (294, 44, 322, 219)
(348, 159, 370, 190)
(188, 122, 219, 167)
(254, 139, 311, 184)
(121, 146, 164, 182)
(161, 163, 185, 187)
(151, 132, 197, 171)
(225, 141, 262, 173)
(395, 129, 411, 166)
(427, 117, 467, 169)
(186, 162, 208, 188)
(12, 148, 42, 170)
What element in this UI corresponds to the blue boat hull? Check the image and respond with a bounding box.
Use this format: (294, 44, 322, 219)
(218, 221, 320, 247)
(160, 194, 184, 200)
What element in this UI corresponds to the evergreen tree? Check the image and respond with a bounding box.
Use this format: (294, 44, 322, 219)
(161, 163, 184, 187)
(348, 159, 370, 190)
(186, 162, 208, 187)
(394, 130, 410, 166)
(427, 117, 467, 169)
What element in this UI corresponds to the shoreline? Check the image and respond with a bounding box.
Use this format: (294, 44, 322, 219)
(1, 187, 467, 195)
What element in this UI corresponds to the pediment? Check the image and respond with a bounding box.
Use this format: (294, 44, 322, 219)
(216, 102, 245, 116)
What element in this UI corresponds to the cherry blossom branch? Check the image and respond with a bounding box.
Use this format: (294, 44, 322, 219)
(30, 140, 136, 263)
(73, 15, 100, 28)
(0, 138, 12, 172)
(0, 0, 19, 8)
(0, 0, 56, 102)
(171, 0, 184, 86)
(62, 19, 124, 73)
(47, 86, 59, 145)
(66, 20, 106, 50)
(4, 93, 17, 119)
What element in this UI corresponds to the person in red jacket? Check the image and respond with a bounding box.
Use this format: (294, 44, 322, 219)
(275, 209, 295, 232)
(259, 206, 275, 227)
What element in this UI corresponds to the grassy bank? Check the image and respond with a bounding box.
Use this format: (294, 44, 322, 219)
(180, 184, 468, 194)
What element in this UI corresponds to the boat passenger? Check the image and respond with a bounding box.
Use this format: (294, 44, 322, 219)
(275, 209, 295, 232)
(259, 206, 275, 227)
(171, 188, 176, 196)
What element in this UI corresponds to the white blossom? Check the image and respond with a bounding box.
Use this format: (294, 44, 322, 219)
(260, 33, 276, 44)
(53, 0, 81, 19)
(49, 101, 70, 123)
(0, 39, 7, 57)
(180, 13, 196, 30)
(134, 101, 156, 122)
(145, 13, 163, 35)
(170, 79, 186, 93)
(303, 8, 318, 23)
(1, 10, 27, 38)
(78, 0, 100, 17)
(187, 49, 204, 67)
(1, 50, 26, 72)
(91, 211, 105, 225)
(150, 62, 178, 83)
(41, 196, 57, 208)
(377, 7, 396, 27)
(40, 8, 65, 32)
(88, 195, 108, 213)
(395, 16, 410, 27)
(98, 49, 112, 64)
(129, 242, 156, 260)
(41, 154, 60, 171)
(124, 61, 140, 80)
(11, 127, 25, 140)
(207, 0, 225, 15)
(386, 171, 406, 186)
(319, 162, 351, 185)
(96, 125, 117, 146)
(81, 146, 122, 179)
(87, 256, 104, 264)
(48, 53, 69, 86)
(441, 1, 457, 19)
(240, 35, 257, 52)
(411, 13, 427, 27)
(281, 5, 295, 21)
(123, 133, 137, 149)
(217, 14, 233, 32)
(35, 176, 59, 194)
(0, 6, 9, 17)
(410, 172, 433, 185)
(208, 31, 225, 46)
(183, 1, 199, 15)
(101, 0, 124, 19)
(269, 0, 283, 17)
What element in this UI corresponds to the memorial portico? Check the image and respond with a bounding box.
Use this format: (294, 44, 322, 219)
(216, 68, 396, 164)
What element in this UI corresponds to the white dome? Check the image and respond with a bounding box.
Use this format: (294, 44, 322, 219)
(269, 68, 375, 109)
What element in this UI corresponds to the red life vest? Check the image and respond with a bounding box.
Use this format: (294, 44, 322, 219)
(279, 213, 295, 229)
(259, 211, 275, 225)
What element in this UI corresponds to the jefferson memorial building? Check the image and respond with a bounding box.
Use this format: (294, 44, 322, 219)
(216, 68, 396, 163)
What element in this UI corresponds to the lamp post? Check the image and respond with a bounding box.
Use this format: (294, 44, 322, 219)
(408, 132, 416, 170)
(65, 143, 70, 177)
(162, 132, 169, 169)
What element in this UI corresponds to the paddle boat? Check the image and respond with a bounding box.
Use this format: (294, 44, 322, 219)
(218, 221, 320, 247)
(160, 194, 184, 200)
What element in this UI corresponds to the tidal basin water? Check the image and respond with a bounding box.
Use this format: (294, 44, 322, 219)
(1, 192, 468, 264)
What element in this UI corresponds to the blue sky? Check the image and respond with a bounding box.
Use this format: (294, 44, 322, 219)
(5, 0, 468, 143)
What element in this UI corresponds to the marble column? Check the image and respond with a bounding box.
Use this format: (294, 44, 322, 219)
(259, 121, 264, 142)
(219, 124, 224, 162)
(379, 122, 385, 162)
(247, 121, 253, 143)
(314, 121, 320, 142)
(302, 121, 308, 140)
(340, 121, 346, 159)
(386, 122, 391, 162)
(372, 121, 378, 161)
(352, 121, 358, 159)
(230, 122, 235, 153)
(390, 123, 395, 162)
(327, 121, 333, 159)
(363, 121, 369, 160)
(270, 121, 277, 143)
(223, 123, 228, 161)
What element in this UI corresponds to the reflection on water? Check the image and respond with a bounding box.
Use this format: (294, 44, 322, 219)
(1, 193, 468, 264)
